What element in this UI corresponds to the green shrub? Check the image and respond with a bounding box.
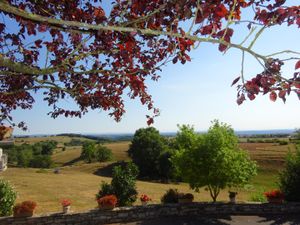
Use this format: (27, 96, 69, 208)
(96, 162, 139, 206)
(95, 145, 113, 162)
(0, 179, 17, 216)
(279, 147, 300, 202)
(111, 162, 139, 206)
(161, 188, 179, 204)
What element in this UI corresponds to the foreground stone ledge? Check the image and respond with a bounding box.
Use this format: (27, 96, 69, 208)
(1, 202, 300, 225)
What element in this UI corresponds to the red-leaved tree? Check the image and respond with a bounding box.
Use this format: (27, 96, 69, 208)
(0, 0, 299, 129)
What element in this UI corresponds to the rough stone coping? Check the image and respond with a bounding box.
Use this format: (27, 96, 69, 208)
(1, 202, 300, 225)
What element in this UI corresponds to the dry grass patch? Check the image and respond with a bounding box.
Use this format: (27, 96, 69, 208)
(0, 167, 259, 214)
(104, 141, 130, 161)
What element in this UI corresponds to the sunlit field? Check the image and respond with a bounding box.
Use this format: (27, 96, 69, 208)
(0, 136, 296, 214)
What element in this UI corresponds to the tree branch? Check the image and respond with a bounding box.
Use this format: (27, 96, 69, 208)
(0, 1, 267, 64)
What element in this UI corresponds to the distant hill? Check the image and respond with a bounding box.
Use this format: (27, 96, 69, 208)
(15, 129, 295, 141)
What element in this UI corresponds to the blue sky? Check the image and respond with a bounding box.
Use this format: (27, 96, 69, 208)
(7, 3, 300, 135)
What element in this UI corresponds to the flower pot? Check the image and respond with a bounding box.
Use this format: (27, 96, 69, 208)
(13, 211, 33, 218)
(141, 201, 148, 206)
(267, 198, 283, 203)
(99, 205, 114, 210)
(62, 205, 71, 213)
(178, 198, 193, 203)
(229, 196, 236, 204)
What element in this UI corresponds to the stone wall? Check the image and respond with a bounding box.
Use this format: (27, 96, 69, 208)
(1, 202, 300, 225)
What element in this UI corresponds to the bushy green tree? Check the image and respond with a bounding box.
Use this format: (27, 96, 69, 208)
(0, 179, 17, 216)
(80, 142, 96, 163)
(128, 127, 169, 178)
(95, 145, 113, 162)
(4, 143, 55, 168)
(172, 120, 257, 202)
(81, 142, 112, 163)
(29, 155, 53, 168)
(279, 146, 300, 202)
(157, 150, 174, 181)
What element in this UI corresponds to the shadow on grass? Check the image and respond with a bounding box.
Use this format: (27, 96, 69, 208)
(62, 156, 82, 166)
(257, 214, 300, 225)
(93, 161, 127, 177)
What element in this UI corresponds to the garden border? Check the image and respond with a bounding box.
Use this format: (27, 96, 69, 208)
(1, 202, 300, 225)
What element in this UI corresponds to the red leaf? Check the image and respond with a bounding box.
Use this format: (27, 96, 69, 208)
(279, 90, 286, 103)
(231, 76, 240, 86)
(270, 91, 277, 102)
(172, 56, 178, 64)
(295, 60, 300, 70)
(185, 54, 191, 62)
(0, 23, 5, 33)
(147, 117, 154, 126)
(215, 4, 228, 17)
(278, 90, 286, 98)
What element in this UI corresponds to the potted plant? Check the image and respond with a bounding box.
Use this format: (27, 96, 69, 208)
(97, 195, 117, 210)
(140, 194, 151, 206)
(61, 199, 71, 213)
(228, 191, 238, 203)
(13, 201, 37, 217)
(264, 190, 284, 203)
(178, 193, 194, 203)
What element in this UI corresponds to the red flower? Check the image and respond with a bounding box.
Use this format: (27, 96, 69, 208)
(97, 195, 117, 207)
(13, 201, 37, 214)
(61, 199, 71, 207)
(264, 190, 284, 200)
(140, 194, 151, 202)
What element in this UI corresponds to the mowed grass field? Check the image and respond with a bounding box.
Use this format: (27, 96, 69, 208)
(0, 136, 296, 214)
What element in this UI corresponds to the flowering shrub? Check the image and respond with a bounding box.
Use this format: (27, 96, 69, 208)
(13, 201, 37, 215)
(61, 199, 71, 207)
(97, 195, 117, 208)
(264, 190, 284, 201)
(140, 194, 151, 202)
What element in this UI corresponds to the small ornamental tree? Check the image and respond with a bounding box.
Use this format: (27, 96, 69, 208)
(110, 162, 139, 206)
(172, 120, 257, 202)
(0, 1, 299, 129)
(0, 179, 17, 216)
(279, 146, 300, 202)
(128, 127, 168, 178)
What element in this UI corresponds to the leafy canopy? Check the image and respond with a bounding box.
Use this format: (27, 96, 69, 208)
(172, 120, 257, 202)
(128, 127, 170, 178)
(0, 1, 299, 128)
